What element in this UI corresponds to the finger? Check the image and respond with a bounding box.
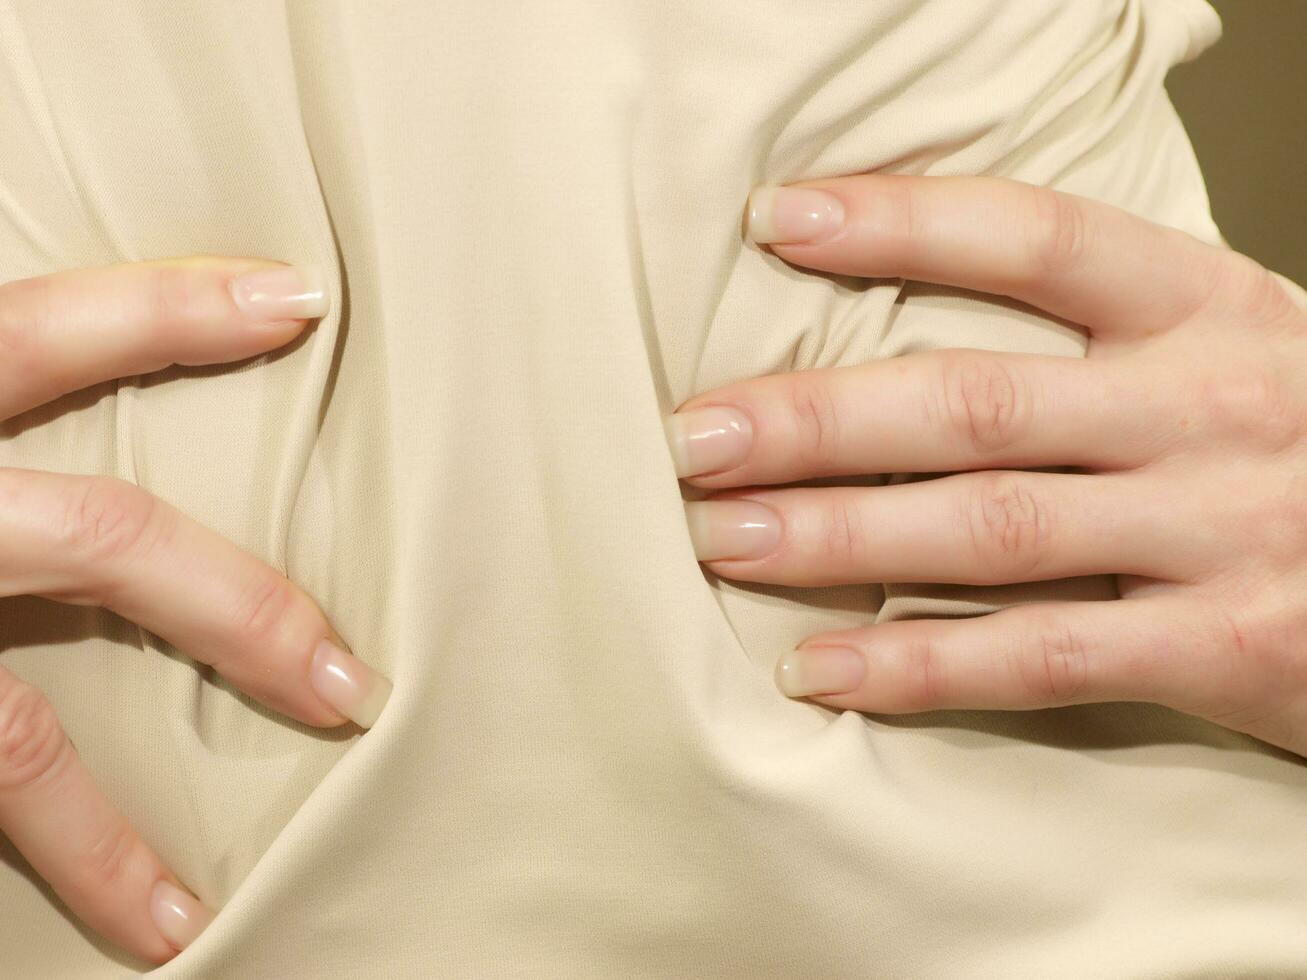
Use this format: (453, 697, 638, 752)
(0, 469, 392, 730)
(0, 256, 328, 420)
(684, 470, 1191, 587)
(665, 348, 1165, 485)
(0, 664, 213, 963)
(772, 595, 1225, 714)
(745, 174, 1235, 338)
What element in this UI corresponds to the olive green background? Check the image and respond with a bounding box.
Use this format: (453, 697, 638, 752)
(1167, 0, 1307, 282)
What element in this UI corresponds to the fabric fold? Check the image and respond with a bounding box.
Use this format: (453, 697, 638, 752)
(7, 2, 1307, 978)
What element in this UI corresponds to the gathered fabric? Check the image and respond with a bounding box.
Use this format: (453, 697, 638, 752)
(4, 2, 1304, 977)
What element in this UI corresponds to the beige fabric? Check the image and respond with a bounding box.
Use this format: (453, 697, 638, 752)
(2, 1, 1305, 976)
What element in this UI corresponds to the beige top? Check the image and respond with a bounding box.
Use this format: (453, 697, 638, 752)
(4, 1, 1304, 977)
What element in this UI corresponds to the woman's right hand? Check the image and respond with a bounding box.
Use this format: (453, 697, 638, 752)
(0, 257, 392, 964)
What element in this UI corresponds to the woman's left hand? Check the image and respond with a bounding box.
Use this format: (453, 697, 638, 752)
(665, 174, 1307, 756)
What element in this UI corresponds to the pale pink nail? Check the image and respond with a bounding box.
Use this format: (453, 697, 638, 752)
(309, 640, 393, 729)
(663, 406, 753, 478)
(684, 499, 781, 561)
(775, 646, 866, 698)
(747, 186, 845, 244)
(228, 264, 329, 321)
(149, 880, 214, 952)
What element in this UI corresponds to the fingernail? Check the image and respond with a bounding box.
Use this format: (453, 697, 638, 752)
(309, 639, 393, 729)
(229, 264, 329, 321)
(684, 499, 781, 561)
(775, 646, 865, 698)
(149, 880, 214, 952)
(663, 406, 753, 478)
(747, 186, 845, 245)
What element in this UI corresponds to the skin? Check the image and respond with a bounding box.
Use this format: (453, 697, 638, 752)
(0, 257, 387, 964)
(671, 174, 1307, 758)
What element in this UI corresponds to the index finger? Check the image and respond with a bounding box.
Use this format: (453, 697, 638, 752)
(746, 174, 1228, 338)
(0, 256, 328, 421)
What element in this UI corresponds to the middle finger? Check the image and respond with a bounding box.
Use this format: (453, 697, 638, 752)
(666, 349, 1168, 487)
(685, 470, 1194, 587)
(0, 468, 391, 729)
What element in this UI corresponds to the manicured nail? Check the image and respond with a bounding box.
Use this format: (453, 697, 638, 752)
(684, 499, 781, 561)
(149, 880, 214, 952)
(747, 186, 845, 244)
(664, 406, 753, 478)
(309, 640, 393, 729)
(229, 264, 329, 321)
(775, 646, 865, 698)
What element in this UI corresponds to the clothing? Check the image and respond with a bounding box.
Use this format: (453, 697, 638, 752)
(4, 1, 1304, 977)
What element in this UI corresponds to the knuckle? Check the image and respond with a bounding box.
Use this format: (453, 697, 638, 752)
(142, 264, 201, 333)
(1217, 603, 1291, 690)
(898, 631, 950, 710)
(1195, 366, 1301, 451)
(787, 374, 843, 470)
(1180, 603, 1301, 732)
(1016, 618, 1089, 704)
(1244, 266, 1298, 325)
(1200, 625, 1287, 731)
(961, 473, 1054, 580)
(877, 178, 920, 243)
(61, 477, 165, 571)
(0, 277, 51, 380)
(82, 821, 139, 892)
(1207, 252, 1297, 325)
(942, 352, 1032, 455)
(820, 496, 866, 567)
(1028, 186, 1089, 280)
(0, 678, 71, 792)
(231, 571, 298, 650)
(1216, 604, 1255, 665)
